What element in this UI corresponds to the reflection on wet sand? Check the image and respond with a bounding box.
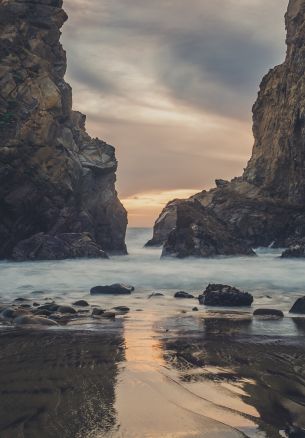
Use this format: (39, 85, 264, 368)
(0, 328, 125, 438)
(162, 316, 305, 438)
(0, 312, 305, 438)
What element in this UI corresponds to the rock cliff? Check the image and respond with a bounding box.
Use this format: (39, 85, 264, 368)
(148, 0, 305, 257)
(0, 0, 127, 259)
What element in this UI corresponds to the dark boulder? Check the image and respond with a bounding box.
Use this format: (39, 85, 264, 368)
(37, 303, 59, 312)
(57, 305, 77, 314)
(12, 233, 109, 261)
(199, 284, 253, 307)
(281, 244, 305, 258)
(73, 300, 89, 307)
(192, 307, 199, 311)
(90, 284, 134, 295)
(289, 297, 305, 314)
(92, 308, 105, 316)
(174, 291, 194, 299)
(253, 308, 284, 318)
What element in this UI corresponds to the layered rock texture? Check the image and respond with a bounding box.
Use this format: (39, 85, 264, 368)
(0, 0, 127, 259)
(148, 0, 305, 258)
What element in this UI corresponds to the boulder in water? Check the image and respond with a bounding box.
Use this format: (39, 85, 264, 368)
(253, 309, 284, 318)
(199, 284, 253, 307)
(174, 291, 194, 299)
(90, 284, 134, 295)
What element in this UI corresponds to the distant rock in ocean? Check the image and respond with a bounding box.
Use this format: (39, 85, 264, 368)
(147, 0, 305, 258)
(0, 0, 127, 260)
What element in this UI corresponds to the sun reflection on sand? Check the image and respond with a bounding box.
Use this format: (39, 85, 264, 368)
(112, 310, 260, 438)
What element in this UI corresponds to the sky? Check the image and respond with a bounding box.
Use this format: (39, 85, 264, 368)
(62, 0, 288, 226)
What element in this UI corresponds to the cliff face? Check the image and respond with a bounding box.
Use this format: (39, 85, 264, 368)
(148, 0, 305, 257)
(244, 0, 305, 203)
(0, 0, 127, 259)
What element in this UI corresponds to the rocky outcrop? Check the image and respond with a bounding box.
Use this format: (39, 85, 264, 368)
(281, 242, 305, 257)
(148, 0, 305, 257)
(0, 0, 127, 259)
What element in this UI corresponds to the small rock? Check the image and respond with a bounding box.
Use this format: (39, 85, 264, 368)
(73, 300, 89, 307)
(148, 292, 164, 298)
(289, 297, 305, 314)
(37, 303, 59, 312)
(192, 307, 199, 311)
(102, 311, 116, 318)
(34, 309, 52, 317)
(253, 309, 284, 318)
(113, 306, 130, 313)
(20, 304, 31, 308)
(14, 297, 29, 302)
(57, 305, 77, 314)
(33, 302, 40, 307)
(198, 284, 253, 307)
(90, 284, 134, 295)
(174, 291, 194, 299)
(92, 308, 105, 316)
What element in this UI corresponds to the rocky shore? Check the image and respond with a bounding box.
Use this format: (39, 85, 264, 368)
(148, 0, 305, 258)
(0, 0, 127, 260)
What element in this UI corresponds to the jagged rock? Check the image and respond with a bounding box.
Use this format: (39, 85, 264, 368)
(11, 232, 109, 261)
(148, 0, 305, 257)
(281, 243, 305, 258)
(90, 284, 134, 295)
(73, 300, 89, 307)
(174, 291, 195, 299)
(198, 284, 253, 307)
(0, 0, 127, 259)
(290, 297, 305, 314)
(253, 309, 284, 318)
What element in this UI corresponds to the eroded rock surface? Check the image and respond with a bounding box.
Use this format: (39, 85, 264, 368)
(148, 0, 305, 257)
(0, 0, 127, 259)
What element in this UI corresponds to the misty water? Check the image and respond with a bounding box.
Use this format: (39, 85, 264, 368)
(1, 229, 305, 438)
(0, 227, 304, 300)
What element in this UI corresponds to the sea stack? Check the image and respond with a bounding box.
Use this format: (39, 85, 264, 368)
(148, 0, 305, 258)
(0, 0, 127, 259)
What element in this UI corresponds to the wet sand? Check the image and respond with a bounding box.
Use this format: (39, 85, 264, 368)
(0, 310, 305, 438)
